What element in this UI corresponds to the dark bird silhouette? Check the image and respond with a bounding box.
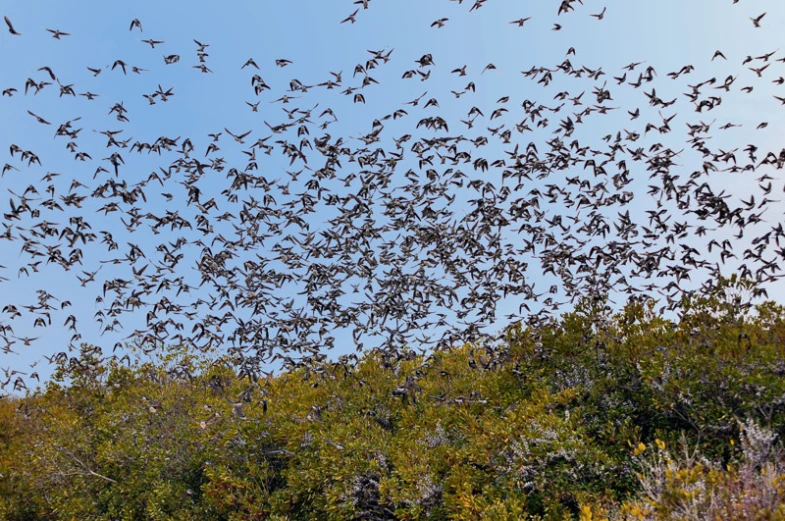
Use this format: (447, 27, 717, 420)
(141, 39, 164, 48)
(751, 12, 766, 28)
(4, 15, 20, 35)
(242, 58, 259, 69)
(431, 18, 449, 28)
(111, 60, 128, 75)
(45, 28, 70, 39)
(590, 7, 607, 20)
(341, 9, 359, 24)
(38, 66, 56, 80)
(224, 128, 252, 144)
(510, 17, 532, 27)
(26, 111, 51, 125)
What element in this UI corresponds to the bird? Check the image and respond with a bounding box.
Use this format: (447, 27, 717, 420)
(111, 60, 128, 74)
(45, 28, 70, 39)
(4, 15, 20, 35)
(129, 18, 143, 32)
(341, 9, 359, 24)
(38, 66, 56, 80)
(12, 336, 39, 347)
(751, 12, 766, 28)
(431, 18, 449, 28)
(590, 7, 607, 20)
(141, 39, 165, 48)
(26, 111, 51, 125)
(510, 17, 532, 27)
(242, 58, 259, 69)
(224, 128, 252, 144)
(416, 54, 434, 67)
(749, 64, 770, 77)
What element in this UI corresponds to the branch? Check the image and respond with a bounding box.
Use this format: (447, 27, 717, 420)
(55, 446, 119, 484)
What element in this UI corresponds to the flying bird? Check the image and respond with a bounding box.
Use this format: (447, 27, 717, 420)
(111, 60, 128, 74)
(224, 128, 252, 144)
(590, 7, 607, 20)
(141, 39, 165, 48)
(38, 66, 56, 80)
(45, 28, 70, 39)
(27, 110, 51, 125)
(4, 15, 20, 35)
(751, 12, 766, 28)
(341, 9, 359, 24)
(510, 17, 532, 27)
(242, 58, 259, 69)
(431, 18, 449, 28)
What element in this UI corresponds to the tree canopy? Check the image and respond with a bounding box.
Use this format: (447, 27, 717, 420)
(3, 281, 785, 519)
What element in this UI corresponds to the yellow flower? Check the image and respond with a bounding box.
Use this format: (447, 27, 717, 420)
(655, 438, 666, 451)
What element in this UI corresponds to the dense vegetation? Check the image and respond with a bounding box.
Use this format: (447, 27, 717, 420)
(3, 277, 785, 520)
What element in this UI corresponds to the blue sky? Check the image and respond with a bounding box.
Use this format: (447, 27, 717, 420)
(2, 0, 785, 388)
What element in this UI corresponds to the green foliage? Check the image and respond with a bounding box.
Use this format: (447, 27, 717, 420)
(2, 279, 785, 519)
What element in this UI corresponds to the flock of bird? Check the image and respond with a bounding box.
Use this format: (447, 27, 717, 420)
(2, 1, 785, 393)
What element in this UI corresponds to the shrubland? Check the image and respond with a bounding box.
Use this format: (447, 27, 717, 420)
(2, 277, 785, 520)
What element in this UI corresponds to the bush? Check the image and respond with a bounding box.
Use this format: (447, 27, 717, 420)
(2, 279, 785, 519)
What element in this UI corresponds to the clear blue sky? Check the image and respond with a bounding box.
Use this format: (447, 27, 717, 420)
(2, 0, 785, 388)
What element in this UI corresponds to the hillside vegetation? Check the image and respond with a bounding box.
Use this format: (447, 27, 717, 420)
(3, 278, 785, 520)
